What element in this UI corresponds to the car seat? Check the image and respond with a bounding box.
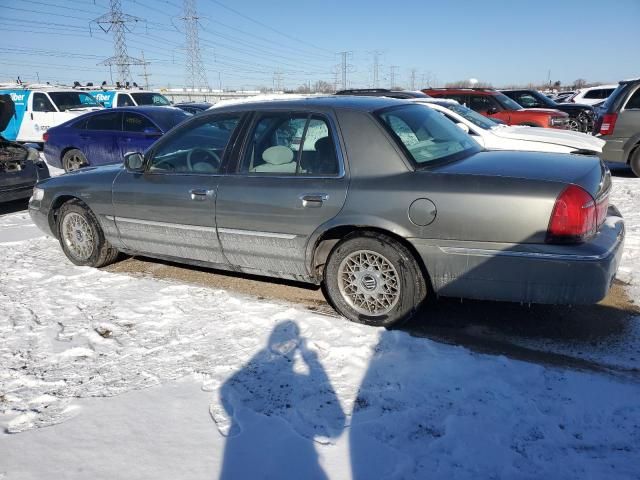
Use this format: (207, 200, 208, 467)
(252, 145, 297, 173)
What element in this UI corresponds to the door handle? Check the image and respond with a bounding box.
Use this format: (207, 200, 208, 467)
(189, 188, 214, 201)
(300, 193, 328, 208)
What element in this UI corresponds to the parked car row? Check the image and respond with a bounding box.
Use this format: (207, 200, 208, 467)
(28, 96, 624, 327)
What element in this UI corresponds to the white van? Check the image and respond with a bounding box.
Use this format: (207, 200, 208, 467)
(0, 85, 103, 143)
(88, 89, 172, 108)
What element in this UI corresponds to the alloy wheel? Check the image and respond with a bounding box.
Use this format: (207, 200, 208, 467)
(61, 212, 95, 261)
(337, 250, 400, 316)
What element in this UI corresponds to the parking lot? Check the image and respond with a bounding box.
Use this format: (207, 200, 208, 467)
(1, 164, 640, 479)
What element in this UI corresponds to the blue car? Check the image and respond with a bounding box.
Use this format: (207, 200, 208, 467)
(44, 106, 191, 172)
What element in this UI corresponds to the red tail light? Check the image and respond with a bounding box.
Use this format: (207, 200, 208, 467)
(546, 185, 597, 243)
(599, 113, 618, 135)
(42, 132, 49, 142)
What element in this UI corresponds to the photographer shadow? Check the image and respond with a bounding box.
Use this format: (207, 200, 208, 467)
(214, 320, 345, 480)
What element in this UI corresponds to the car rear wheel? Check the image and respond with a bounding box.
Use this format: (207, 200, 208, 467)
(630, 147, 640, 177)
(567, 117, 582, 132)
(323, 232, 427, 327)
(57, 200, 119, 267)
(62, 149, 87, 172)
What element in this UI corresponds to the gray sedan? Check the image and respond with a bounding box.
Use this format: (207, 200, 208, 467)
(28, 97, 624, 327)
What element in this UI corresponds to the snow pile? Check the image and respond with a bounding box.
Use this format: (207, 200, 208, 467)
(611, 176, 640, 302)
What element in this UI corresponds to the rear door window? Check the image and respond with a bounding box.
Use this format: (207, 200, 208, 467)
(625, 88, 640, 110)
(123, 112, 157, 132)
(85, 112, 122, 131)
(240, 113, 339, 175)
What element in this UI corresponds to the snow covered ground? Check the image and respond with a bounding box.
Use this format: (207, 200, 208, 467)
(0, 173, 639, 479)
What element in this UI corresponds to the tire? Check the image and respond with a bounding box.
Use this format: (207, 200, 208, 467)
(566, 117, 582, 132)
(57, 200, 119, 267)
(323, 232, 427, 327)
(62, 149, 87, 172)
(630, 147, 640, 178)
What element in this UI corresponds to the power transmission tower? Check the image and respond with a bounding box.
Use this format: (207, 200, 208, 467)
(273, 70, 284, 91)
(182, 0, 209, 91)
(371, 51, 382, 88)
(389, 65, 399, 89)
(140, 51, 151, 89)
(337, 51, 354, 90)
(93, 0, 144, 85)
(410, 68, 417, 90)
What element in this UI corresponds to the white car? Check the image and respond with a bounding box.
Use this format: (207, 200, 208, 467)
(413, 98, 604, 155)
(566, 85, 618, 106)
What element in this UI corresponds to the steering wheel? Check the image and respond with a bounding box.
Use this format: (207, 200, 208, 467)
(186, 148, 221, 172)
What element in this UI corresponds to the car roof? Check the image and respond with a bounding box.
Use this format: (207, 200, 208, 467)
(175, 102, 211, 108)
(209, 95, 408, 114)
(424, 88, 497, 95)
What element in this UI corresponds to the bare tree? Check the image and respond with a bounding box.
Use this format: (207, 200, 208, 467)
(573, 78, 588, 89)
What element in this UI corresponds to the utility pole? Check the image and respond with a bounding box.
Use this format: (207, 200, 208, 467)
(182, 0, 209, 91)
(93, 0, 144, 85)
(410, 68, 417, 90)
(140, 51, 151, 89)
(389, 65, 399, 89)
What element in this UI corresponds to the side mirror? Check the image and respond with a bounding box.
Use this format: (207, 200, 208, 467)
(124, 152, 145, 172)
(456, 123, 470, 134)
(487, 107, 498, 115)
(143, 127, 162, 137)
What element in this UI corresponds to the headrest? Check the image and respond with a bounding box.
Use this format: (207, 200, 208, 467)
(262, 145, 294, 165)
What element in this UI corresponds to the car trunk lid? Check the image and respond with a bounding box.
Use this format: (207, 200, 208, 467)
(433, 150, 610, 207)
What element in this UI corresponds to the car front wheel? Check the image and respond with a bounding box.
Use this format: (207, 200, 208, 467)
(57, 200, 119, 267)
(323, 232, 427, 327)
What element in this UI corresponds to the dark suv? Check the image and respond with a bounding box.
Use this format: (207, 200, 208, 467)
(593, 78, 640, 176)
(335, 88, 429, 99)
(423, 88, 569, 129)
(501, 89, 595, 133)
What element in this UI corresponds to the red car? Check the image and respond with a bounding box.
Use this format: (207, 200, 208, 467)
(422, 88, 569, 129)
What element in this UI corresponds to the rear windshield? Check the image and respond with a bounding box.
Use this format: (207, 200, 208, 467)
(130, 92, 171, 106)
(48, 92, 101, 111)
(377, 104, 480, 166)
(446, 103, 498, 130)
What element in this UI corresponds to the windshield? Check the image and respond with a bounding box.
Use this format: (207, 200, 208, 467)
(130, 92, 171, 106)
(494, 93, 524, 111)
(48, 92, 101, 111)
(445, 103, 498, 130)
(377, 104, 480, 166)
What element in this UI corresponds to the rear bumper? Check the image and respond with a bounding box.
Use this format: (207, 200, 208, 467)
(409, 211, 625, 305)
(599, 136, 627, 164)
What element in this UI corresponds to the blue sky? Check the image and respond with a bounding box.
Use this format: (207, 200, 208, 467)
(1, 0, 638, 90)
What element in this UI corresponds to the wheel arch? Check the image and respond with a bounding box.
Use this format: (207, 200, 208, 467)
(48, 194, 89, 238)
(309, 224, 433, 290)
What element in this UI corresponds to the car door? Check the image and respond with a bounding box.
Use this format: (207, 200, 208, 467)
(26, 92, 57, 142)
(118, 112, 161, 157)
(215, 111, 348, 278)
(618, 86, 640, 147)
(81, 111, 123, 165)
(111, 113, 244, 264)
